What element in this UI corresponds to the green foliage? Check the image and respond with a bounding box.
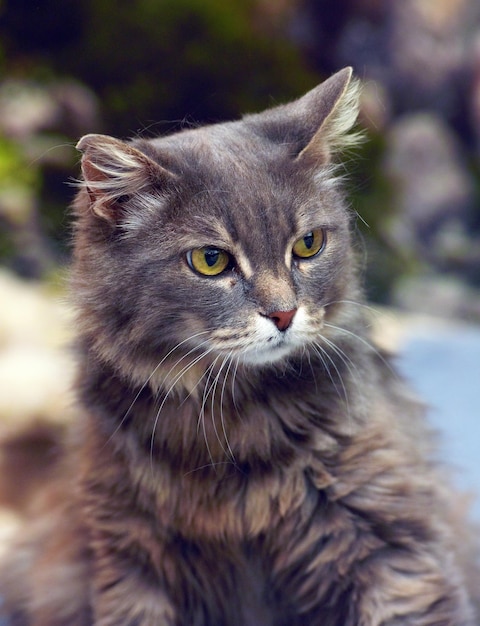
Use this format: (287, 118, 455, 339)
(0, 136, 40, 195)
(1, 0, 316, 136)
(73, 0, 315, 133)
(346, 132, 419, 303)
(0, 0, 317, 276)
(0, 136, 37, 268)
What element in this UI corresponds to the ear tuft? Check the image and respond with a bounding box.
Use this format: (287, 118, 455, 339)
(76, 134, 174, 222)
(298, 67, 363, 164)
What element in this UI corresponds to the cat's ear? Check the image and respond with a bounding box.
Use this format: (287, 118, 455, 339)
(297, 67, 362, 164)
(249, 67, 362, 164)
(76, 134, 176, 222)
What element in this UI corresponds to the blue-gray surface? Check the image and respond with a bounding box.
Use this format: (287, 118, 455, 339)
(397, 322, 480, 521)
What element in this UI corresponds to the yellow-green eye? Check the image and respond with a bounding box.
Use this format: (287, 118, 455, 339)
(187, 247, 231, 276)
(292, 229, 326, 259)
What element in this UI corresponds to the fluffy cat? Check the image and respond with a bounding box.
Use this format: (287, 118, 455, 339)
(1, 67, 478, 625)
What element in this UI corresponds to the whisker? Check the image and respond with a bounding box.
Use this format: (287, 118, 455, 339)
(219, 352, 237, 464)
(301, 345, 318, 393)
(310, 343, 334, 388)
(198, 356, 222, 470)
(323, 298, 382, 317)
(149, 346, 215, 471)
(323, 298, 392, 334)
(157, 337, 212, 393)
(312, 342, 350, 418)
(196, 357, 218, 434)
(207, 353, 236, 465)
(323, 321, 396, 375)
(183, 461, 236, 477)
(103, 330, 212, 449)
(230, 356, 241, 418)
(319, 334, 362, 390)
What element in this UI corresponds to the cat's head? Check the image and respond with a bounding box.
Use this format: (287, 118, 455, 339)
(72, 68, 363, 390)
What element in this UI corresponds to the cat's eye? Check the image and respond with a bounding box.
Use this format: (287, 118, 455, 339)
(187, 247, 232, 276)
(292, 229, 326, 259)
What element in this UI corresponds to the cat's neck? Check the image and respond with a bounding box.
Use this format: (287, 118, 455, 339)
(77, 341, 370, 476)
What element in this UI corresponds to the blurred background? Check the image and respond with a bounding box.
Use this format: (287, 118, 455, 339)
(0, 0, 479, 538)
(1, 0, 480, 308)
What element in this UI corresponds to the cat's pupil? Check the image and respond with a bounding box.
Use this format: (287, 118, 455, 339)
(304, 233, 314, 249)
(205, 249, 220, 267)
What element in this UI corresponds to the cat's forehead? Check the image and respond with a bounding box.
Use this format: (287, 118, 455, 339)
(153, 122, 283, 175)
(151, 123, 337, 227)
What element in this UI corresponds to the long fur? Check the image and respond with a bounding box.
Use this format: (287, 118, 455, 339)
(0, 68, 478, 626)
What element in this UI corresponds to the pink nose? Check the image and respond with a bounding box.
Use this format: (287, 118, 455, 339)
(267, 309, 297, 331)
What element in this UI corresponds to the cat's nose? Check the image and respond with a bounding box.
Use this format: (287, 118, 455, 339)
(267, 309, 297, 331)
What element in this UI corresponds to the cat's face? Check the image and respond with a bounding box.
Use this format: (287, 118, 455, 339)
(72, 68, 361, 387)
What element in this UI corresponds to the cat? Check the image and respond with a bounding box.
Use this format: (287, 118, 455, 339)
(0, 67, 478, 625)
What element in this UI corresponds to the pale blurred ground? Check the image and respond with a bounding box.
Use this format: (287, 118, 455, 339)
(0, 270, 76, 433)
(0, 269, 78, 557)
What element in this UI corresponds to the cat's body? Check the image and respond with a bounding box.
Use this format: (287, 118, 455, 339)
(1, 68, 478, 625)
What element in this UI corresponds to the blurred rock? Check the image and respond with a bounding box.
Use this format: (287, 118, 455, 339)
(388, 0, 473, 114)
(0, 79, 99, 141)
(393, 275, 480, 322)
(297, 0, 480, 306)
(0, 82, 58, 140)
(358, 78, 391, 132)
(0, 79, 100, 278)
(382, 113, 476, 275)
(344, 0, 478, 117)
(471, 32, 480, 152)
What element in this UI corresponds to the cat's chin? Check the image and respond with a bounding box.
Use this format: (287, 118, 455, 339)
(240, 343, 299, 367)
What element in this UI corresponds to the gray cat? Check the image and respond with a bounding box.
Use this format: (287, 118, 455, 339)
(1, 67, 478, 625)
